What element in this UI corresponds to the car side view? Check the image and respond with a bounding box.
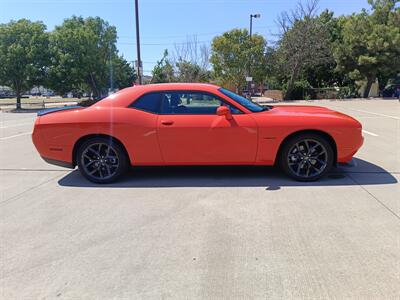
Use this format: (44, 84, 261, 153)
(32, 83, 364, 183)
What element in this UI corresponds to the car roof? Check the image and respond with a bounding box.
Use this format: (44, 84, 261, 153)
(131, 83, 220, 92)
(95, 83, 222, 108)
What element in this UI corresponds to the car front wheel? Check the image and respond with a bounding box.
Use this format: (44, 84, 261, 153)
(280, 134, 334, 181)
(77, 137, 128, 183)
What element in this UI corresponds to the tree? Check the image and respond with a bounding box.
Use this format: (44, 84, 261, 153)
(334, 0, 400, 97)
(112, 56, 137, 89)
(150, 37, 211, 84)
(273, 0, 334, 99)
(152, 38, 211, 83)
(175, 60, 202, 82)
(151, 50, 175, 83)
(175, 59, 212, 82)
(305, 11, 345, 87)
(48, 16, 132, 99)
(172, 36, 211, 82)
(0, 19, 49, 109)
(210, 29, 266, 93)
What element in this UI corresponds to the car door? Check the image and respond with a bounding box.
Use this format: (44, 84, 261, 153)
(156, 91, 258, 164)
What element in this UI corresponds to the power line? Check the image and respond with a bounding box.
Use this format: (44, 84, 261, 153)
(118, 40, 211, 46)
(118, 32, 221, 40)
(118, 25, 279, 40)
(117, 25, 278, 46)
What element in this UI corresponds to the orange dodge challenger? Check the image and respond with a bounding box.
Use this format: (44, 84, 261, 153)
(32, 83, 364, 183)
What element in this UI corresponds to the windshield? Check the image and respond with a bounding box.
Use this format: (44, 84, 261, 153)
(219, 88, 268, 113)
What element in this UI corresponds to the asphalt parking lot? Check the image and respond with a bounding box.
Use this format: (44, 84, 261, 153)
(1, 99, 399, 299)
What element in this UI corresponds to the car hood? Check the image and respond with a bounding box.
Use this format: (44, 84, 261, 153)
(264, 105, 361, 126)
(268, 105, 349, 117)
(270, 105, 338, 114)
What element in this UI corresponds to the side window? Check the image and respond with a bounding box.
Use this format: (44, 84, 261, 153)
(160, 91, 242, 115)
(131, 93, 161, 114)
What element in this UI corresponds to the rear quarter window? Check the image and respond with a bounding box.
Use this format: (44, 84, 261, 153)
(130, 93, 161, 114)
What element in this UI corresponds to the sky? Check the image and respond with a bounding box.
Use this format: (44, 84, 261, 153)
(1, 0, 370, 75)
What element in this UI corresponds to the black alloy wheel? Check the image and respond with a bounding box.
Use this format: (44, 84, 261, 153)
(280, 134, 334, 181)
(77, 137, 128, 183)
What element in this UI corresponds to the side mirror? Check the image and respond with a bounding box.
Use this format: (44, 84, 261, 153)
(216, 106, 233, 120)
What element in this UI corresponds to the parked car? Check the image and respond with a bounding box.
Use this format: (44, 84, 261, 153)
(0, 90, 16, 98)
(32, 83, 364, 183)
(382, 84, 400, 98)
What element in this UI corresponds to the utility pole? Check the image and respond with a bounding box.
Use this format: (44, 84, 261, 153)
(135, 0, 142, 84)
(109, 42, 113, 94)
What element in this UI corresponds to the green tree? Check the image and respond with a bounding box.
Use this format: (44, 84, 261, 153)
(0, 19, 49, 109)
(334, 0, 400, 97)
(172, 38, 211, 82)
(175, 60, 201, 82)
(210, 29, 266, 93)
(151, 50, 175, 83)
(48, 16, 130, 99)
(305, 11, 345, 88)
(175, 59, 210, 82)
(112, 56, 137, 90)
(274, 13, 333, 99)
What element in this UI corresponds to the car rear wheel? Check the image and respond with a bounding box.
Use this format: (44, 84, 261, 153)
(77, 137, 128, 184)
(280, 134, 334, 181)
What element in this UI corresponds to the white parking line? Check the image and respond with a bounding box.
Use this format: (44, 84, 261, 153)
(347, 108, 399, 120)
(362, 130, 379, 137)
(0, 132, 32, 140)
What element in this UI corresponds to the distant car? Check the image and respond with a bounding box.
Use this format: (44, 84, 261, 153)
(32, 83, 364, 183)
(0, 91, 16, 98)
(382, 84, 400, 98)
(42, 91, 55, 97)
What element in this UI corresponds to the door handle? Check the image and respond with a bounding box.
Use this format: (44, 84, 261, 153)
(161, 120, 174, 126)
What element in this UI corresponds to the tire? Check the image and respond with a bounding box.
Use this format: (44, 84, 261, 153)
(77, 137, 128, 184)
(279, 133, 334, 182)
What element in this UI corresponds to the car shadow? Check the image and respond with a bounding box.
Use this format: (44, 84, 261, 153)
(58, 158, 397, 189)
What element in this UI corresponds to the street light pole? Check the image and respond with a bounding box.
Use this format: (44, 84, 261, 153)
(249, 13, 261, 39)
(247, 13, 261, 98)
(135, 0, 142, 84)
(249, 15, 253, 38)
